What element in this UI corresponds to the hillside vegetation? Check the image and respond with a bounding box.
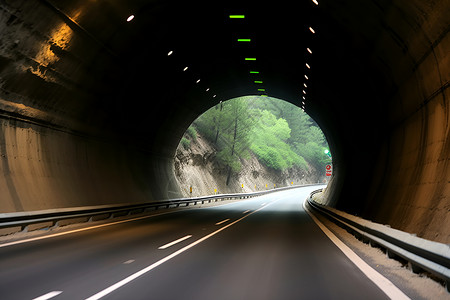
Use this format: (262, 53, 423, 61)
(178, 96, 331, 188)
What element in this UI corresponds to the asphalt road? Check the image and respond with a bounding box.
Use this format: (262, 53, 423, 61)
(0, 186, 393, 300)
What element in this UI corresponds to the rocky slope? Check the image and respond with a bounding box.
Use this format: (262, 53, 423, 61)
(173, 132, 325, 197)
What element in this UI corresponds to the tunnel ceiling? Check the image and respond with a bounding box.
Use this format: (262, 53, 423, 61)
(6, 0, 402, 145)
(110, 0, 328, 138)
(3, 0, 446, 152)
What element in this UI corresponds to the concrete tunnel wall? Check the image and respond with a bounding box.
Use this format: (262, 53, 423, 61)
(0, 0, 449, 243)
(0, 0, 181, 211)
(315, 0, 450, 243)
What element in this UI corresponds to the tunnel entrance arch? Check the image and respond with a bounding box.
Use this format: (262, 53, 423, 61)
(173, 96, 332, 197)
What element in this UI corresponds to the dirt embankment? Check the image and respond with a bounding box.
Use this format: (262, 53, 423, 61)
(173, 133, 325, 197)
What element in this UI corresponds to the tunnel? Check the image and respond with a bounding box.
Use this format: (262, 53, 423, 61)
(0, 0, 449, 243)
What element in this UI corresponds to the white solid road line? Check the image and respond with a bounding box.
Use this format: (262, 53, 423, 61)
(242, 210, 251, 214)
(0, 188, 299, 249)
(32, 291, 62, 300)
(85, 200, 276, 300)
(0, 195, 257, 249)
(215, 219, 230, 225)
(303, 200, 411, 300)
(158, 235, 193, 250)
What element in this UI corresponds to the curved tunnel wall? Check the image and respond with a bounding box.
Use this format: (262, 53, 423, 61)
(0, 0, 448, 243)
(315, 0, 450, 242)
(0, 118, 149, 211)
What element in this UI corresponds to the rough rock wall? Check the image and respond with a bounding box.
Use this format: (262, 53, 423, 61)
(173, 133, 324, 198)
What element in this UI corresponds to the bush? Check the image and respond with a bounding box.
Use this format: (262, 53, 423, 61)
(180, 137, 190, 149)
(250, 110, 308, 171)
(187, 126, 197, 142)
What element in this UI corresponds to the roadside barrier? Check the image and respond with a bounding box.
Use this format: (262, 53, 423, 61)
(307, 189, 450, 293)
(0, 184, 321, 236)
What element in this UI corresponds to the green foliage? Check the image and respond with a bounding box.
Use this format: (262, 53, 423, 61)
(194, 101, 232, 143)
(180, 137, 190, 149)
(248, 96, 331, 171)
(186, 126, 197, 142)
(295, 142, 328, 170)
(194, 98, 254, 184)
(250, 110, 308, 170)
(187, 95, 331, 180)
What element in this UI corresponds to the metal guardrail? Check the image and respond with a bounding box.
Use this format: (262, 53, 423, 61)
(0, 184, 317, 235)
(307, 189, 450, 293)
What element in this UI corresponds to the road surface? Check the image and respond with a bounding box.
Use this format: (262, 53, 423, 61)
(0, 186, 397, 299)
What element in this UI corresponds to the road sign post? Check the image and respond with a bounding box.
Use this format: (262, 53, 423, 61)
(325, 164, 332, 177)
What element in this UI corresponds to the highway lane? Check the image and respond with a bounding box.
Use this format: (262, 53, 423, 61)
(0, 186, 397, 299)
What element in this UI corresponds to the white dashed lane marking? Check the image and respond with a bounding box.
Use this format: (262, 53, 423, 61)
(158, 235, 192, 250)
(215, 219, 230, 225)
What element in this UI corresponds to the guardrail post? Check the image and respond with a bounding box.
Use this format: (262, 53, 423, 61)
(408, 262, 422, 274)
(21, 224, 29, 233)
(386, 249, 396, 259)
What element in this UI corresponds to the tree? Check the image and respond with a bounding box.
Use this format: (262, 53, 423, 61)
(187, 95, 330, 182)
(194, 101, 232, 144)
(217, 98, 253, 185)
(250, 110, 308, 171)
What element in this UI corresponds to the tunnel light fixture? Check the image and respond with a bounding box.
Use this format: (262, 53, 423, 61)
(245, 58, 257, 61)
(307, 48, 312, 54)
(306, 63, 311, 69)
(237, 39, 251, 42)
(229, 15, 245, 19)
(250, 71, 259, 74)
(127, 15, 135, 22)
(254, 80, 263, 84)
(309, 27, 316, 34)
(304, 75, 309, 80)
(196, 79, 201, 83)
(213, 95, 217, 98)
(304, 83, 307, 88)
(167, 50, 173, 56)
(183, 67, 189, 71)
(312, 0, 319, 5)
(206, 88, 210, 92)
(258, 88, 266, 91)
(303, 90, 306, 94)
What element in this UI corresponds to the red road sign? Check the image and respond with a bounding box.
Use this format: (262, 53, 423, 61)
(325, 164, 332, 176)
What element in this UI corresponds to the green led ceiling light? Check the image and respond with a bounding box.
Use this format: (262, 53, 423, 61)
(245, 58, 257, 61)
(258, 88, 266, 91)
(250, 71, 259, 74)
(229, 15, 245, 19)
(237, 38, 251, 42)
(254, 80, 263, 84)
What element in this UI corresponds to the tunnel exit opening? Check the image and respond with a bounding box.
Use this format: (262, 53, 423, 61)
(173, 96, 332, 197)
